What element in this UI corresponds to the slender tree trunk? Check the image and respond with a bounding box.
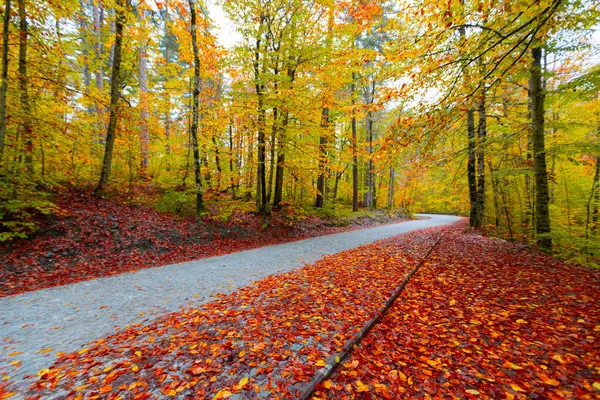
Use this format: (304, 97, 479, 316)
(592, 155, 599, 235)
(94, 1, 105, 142)
(267, 107, 277, 203)
(474, 91, 486, 227)
(364, 110, 374, 210)
(272, 113, 286, 208)
(228, 122, 236, 199)
(79, 0, 91, 99)
(188, 0, 204, 214)
(387, 166, 394, 209)
(0, 0, 11, 159)
(94, 0, 126, 196)
(139, 7, 149, 171)
(531, 46, 551, 251)
(351, 71, 358, 212)
(18, 0, 32, 174)
(458, 23, 477, 226)
(212, 136, 221, 187)
(467, 106, 477, 225)
(315, 107, 328, 208)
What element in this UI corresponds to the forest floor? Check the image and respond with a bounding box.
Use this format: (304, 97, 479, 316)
(0, 189, 410, 297)
(4, 222, 597, 399)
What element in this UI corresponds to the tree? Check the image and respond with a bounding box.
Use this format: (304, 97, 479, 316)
(0, 0, 10, 159)
(188, 0, 205, 215)
(94, 0, 128, 196)
(531, 45, 551, 251)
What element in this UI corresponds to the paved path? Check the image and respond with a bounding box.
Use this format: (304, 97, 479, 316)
(0, 214, 460, 391)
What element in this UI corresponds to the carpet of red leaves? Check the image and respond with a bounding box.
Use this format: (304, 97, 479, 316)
(17, 224, 600, 399)
(0, 191, 406, 297)
(315, 227, 600, 399)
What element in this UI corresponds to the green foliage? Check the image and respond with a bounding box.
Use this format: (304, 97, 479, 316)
(155, 190, 197, 216)
(0, 180, 57, 241)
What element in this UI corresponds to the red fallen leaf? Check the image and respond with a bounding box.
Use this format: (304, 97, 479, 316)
(99, 385, 112, 393)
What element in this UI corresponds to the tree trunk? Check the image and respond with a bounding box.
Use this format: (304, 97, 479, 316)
(18, 0, 32, 174)
(94, 0, 126, 196)
(387, 166, 394, 209)
(467, 106, 476, 225)
(0, 0, 11, 159)
(188, 0, 204, 214)
(530, 46, 551, 251)
(267, 107, 277, 203)
(273, 66, 295, 208)
(212, 136, 221, 187)
(351, 72, 358, 212)
(228, 122, 236, 199)
(139, 7, 149, 171)
(474, 91, 486, 227)
(364, 110, 374, 210)
(252, 25, 269, 212)
(315, 107, 328, 208)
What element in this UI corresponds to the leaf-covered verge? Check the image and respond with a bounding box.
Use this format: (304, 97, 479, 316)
(0, 190, 409, 297)
(8, 223, 597, 399)
(21, 226, 441, 399)
(315, 228, 600, 399)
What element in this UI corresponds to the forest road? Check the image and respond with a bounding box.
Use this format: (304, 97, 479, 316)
(0, 214, 461, 392)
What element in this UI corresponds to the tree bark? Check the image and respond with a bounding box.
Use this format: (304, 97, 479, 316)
(139, 7, 149, 171)
(254, 32, 268, 213)
(387, 166, 394, 209)
(530, 46, 551, 251)
(315, 107, 328, 208)
(188, 0, 204, 214)
(351, 71, 358, 212)
(474, 91, 486, 228)
(18, 0, 32, 174)
(94, 0, 126, 196)
(467, 106, 477, 225)
(0, 0, 11, 159)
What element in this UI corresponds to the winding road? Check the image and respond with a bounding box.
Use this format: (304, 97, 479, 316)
(0, 214, 460, 392)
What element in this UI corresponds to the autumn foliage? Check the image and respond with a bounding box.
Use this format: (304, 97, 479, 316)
(25, 223, 600, 399)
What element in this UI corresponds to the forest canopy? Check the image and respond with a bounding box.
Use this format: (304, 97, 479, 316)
(0, 0, 599, 264)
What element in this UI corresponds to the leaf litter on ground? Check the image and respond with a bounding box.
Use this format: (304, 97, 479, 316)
(18, 223, 600, 399)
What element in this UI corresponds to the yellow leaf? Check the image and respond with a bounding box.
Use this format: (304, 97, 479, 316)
(466, 389, 480, 395)
(509, 383, 526, 392)
(552, 354, 566, 364)
(7, 352, 21, 357)
(74, 385, 88, 392)
(315, 360, 327, 367)
(356, 380, 369, 392)
(449, 299, 456, 306)
(503, 362, 523, 370)
(398, 371, 407, 381)
(238, 377, 249, 388)
(131, 365, 139, 372)
(78, 348, 89, 355)
(593, 382, 600, 391)
(2, 376, 10, 381)
(426, 359, 439, 367)
(37, 368, 51, 376)
(238, 350, 246, 358)
(516, 319, 527, 324)
(323, 380, 333, 389)
(135, 351, 142, 357)
(213, 389, 233, 399)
